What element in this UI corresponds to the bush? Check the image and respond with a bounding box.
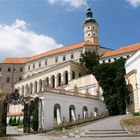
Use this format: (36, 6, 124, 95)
(9, 117, 13, 126)
(133, 112, 140, 116)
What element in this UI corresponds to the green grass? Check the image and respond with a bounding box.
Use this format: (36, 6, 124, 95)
(123, 116, 140, 126)
(133, 112, 140, 116)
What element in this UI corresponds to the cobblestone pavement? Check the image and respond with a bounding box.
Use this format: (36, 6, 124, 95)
(13, 115, 140, 140)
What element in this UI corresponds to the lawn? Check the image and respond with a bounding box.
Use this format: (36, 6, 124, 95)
(122, 116, 140, 135)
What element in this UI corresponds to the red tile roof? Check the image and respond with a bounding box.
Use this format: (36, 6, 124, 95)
(4, 57, 30, 64)
(101, 43, 140, 58)
(3, 41, 96, 64)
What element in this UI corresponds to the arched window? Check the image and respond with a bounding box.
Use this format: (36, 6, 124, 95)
(72, 71, 76, 80)
(30, 83, 33, 94)
(82, 106, 88, 120)
(57, 73, 61, 87)
(94, 107, 98, 117)
(63, 71, 68, 85)
(51, 75, 55, 88)
(21, 86, 24, 95)
(39, 79, 43, 91)
(69, 105, 76, 122)
(34, 81, 38, 93)
(54, 104, 61, 125)
(25, 84, 29, 96)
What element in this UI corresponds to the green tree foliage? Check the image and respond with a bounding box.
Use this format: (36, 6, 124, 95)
(93, 58, 129, 115)
(30, 97, 39, 131)
(80, 51, 99, 73)
(9, 117, 13, 125)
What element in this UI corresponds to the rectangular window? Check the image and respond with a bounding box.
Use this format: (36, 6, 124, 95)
(8, 68, 11, 72)
(108, 59, 111, 63)
(55, 57, 58, 63)
(28, 65, 30, 70)
(0, 68, 1, 72)
(39, 62, 41, 67)
(71, 54, 74, 59)
(20, 68, 23, 72)
(45, 60, 47, 65)
(6, 77, 10, 83)
(63, 56, 66, 61)
(33, 63, 35, 69)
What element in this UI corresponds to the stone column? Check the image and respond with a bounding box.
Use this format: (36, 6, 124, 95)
(38, 97, 45, 132)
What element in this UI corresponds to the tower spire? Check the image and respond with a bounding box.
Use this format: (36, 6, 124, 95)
(83, 7, 99, 44)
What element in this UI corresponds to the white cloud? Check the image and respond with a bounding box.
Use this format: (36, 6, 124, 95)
(47, 0, 88, 8)
(126, 0, 140, 8)
(0, 19, 63, 59)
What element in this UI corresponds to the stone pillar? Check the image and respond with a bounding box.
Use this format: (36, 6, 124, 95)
(38, 97, 45, 132)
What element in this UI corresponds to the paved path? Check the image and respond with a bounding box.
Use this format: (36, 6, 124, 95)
(13, 115, 140, 140)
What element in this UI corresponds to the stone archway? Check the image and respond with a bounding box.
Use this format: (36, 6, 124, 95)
(82, 106, 88, 120)
(54, 104, 61, 125)
(69, 105, 76, 122)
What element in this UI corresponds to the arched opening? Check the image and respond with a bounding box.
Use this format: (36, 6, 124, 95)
(25, 84, 29, 96)
(72, 71, 76, 80)
(30, 83, 33, 94)
(127, 84, 135, 113)
(69, 105, 76, 122)
(82, 106, 88, 120)
(54, 104, 61, 125)
(46, 77, 49, 86)
(63, 71, 68, 85)
(39, 79, 43, 92)
(57, 73, 61, 87)
(51, 75, 55, 88)
(34, 81, 38, 93)
(94, 107, 98, 117)
(21, 86, 24, 95)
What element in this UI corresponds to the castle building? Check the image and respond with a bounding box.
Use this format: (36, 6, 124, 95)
(0, 8, 110, 123)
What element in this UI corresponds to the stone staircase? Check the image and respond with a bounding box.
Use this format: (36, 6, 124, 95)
(64, 129, 129, 138)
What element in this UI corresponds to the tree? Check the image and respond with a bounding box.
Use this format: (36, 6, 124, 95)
(80, 51, 99, 73)
(30, 97, 39, 131)
(93, 58, 129, 115)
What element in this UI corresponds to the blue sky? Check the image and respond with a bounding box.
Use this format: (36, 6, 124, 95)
(0, 0, 140, 58)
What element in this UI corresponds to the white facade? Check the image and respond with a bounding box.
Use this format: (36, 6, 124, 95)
(125, 50, 140, 112)
(38, 89, 108, 131)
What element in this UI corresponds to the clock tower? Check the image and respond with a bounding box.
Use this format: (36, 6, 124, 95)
(83, 8, 99, 44)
